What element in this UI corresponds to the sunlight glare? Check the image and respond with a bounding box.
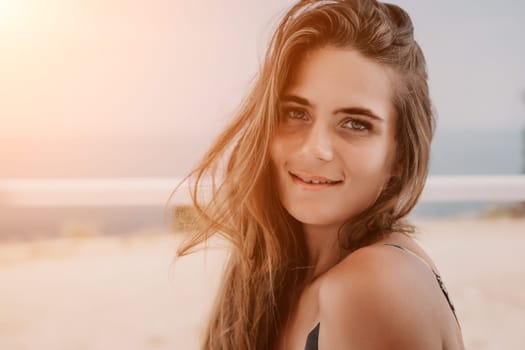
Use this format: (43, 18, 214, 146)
(0, 0, 19, 22)
(0, 0, 24, 31)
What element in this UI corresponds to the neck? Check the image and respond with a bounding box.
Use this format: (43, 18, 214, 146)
(302, 223, 346, 281)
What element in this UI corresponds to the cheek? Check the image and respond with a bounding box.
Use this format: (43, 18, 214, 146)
(269, 137, 283, 167)
(343, 141, 393, 176)
(269, 137, 288, 188)
(270, 133, 295, 165)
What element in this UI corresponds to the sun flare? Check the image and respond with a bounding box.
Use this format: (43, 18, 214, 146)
(0, 0, 16, 19)
(0, 0, 24, 29)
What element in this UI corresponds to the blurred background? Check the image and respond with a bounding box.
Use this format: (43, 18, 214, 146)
(1, 0, 524, 349)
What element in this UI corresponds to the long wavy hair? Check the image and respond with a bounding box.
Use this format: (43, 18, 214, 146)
(172, 1, 434, 349)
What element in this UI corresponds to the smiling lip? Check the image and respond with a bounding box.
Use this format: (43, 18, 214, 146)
(289, 172, 343, 190)
(290, 171, 342, 183)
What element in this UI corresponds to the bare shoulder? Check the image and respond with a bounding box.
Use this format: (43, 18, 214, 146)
(317, 243, 444, 349)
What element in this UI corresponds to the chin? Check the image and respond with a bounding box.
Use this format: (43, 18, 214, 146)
(286, 207, 344, 227)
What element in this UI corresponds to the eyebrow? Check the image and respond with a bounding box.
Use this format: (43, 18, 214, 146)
(280, 94, 385, 122)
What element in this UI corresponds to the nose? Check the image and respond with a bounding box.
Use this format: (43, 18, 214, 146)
(299, 122, 334, 162)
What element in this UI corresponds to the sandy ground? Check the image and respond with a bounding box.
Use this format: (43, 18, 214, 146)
(0, 219, 524, 350)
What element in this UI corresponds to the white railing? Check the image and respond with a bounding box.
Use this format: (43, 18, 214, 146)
(0, 175, 525, 207)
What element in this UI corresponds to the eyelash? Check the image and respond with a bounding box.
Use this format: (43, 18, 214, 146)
(280, 107, 371, 131)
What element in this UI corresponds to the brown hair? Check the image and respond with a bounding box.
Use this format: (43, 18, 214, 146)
(172, 1, 434, 349)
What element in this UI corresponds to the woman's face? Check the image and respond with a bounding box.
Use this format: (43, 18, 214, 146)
(270, 46, 398, 233)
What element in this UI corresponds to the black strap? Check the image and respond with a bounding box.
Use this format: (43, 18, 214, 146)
(383, 243, 460, 326)
(304, 322, 320, 350)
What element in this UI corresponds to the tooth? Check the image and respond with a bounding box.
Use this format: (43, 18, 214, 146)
(297, 175, 334, 185)
(312, 179, 329, 184)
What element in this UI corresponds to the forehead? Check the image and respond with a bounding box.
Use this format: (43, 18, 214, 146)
(283, 46, 397, 122)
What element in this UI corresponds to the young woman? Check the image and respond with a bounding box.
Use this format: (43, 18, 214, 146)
(175, 1, 465, 349)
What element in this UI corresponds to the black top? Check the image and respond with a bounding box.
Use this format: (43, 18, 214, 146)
(303, 243, 459, 350)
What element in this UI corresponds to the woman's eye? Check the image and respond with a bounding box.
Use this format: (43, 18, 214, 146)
(282, 108, 307, 121)
(343, 119, 369, 131)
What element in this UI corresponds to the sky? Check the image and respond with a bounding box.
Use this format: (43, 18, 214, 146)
(1, 0, 524, 178)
